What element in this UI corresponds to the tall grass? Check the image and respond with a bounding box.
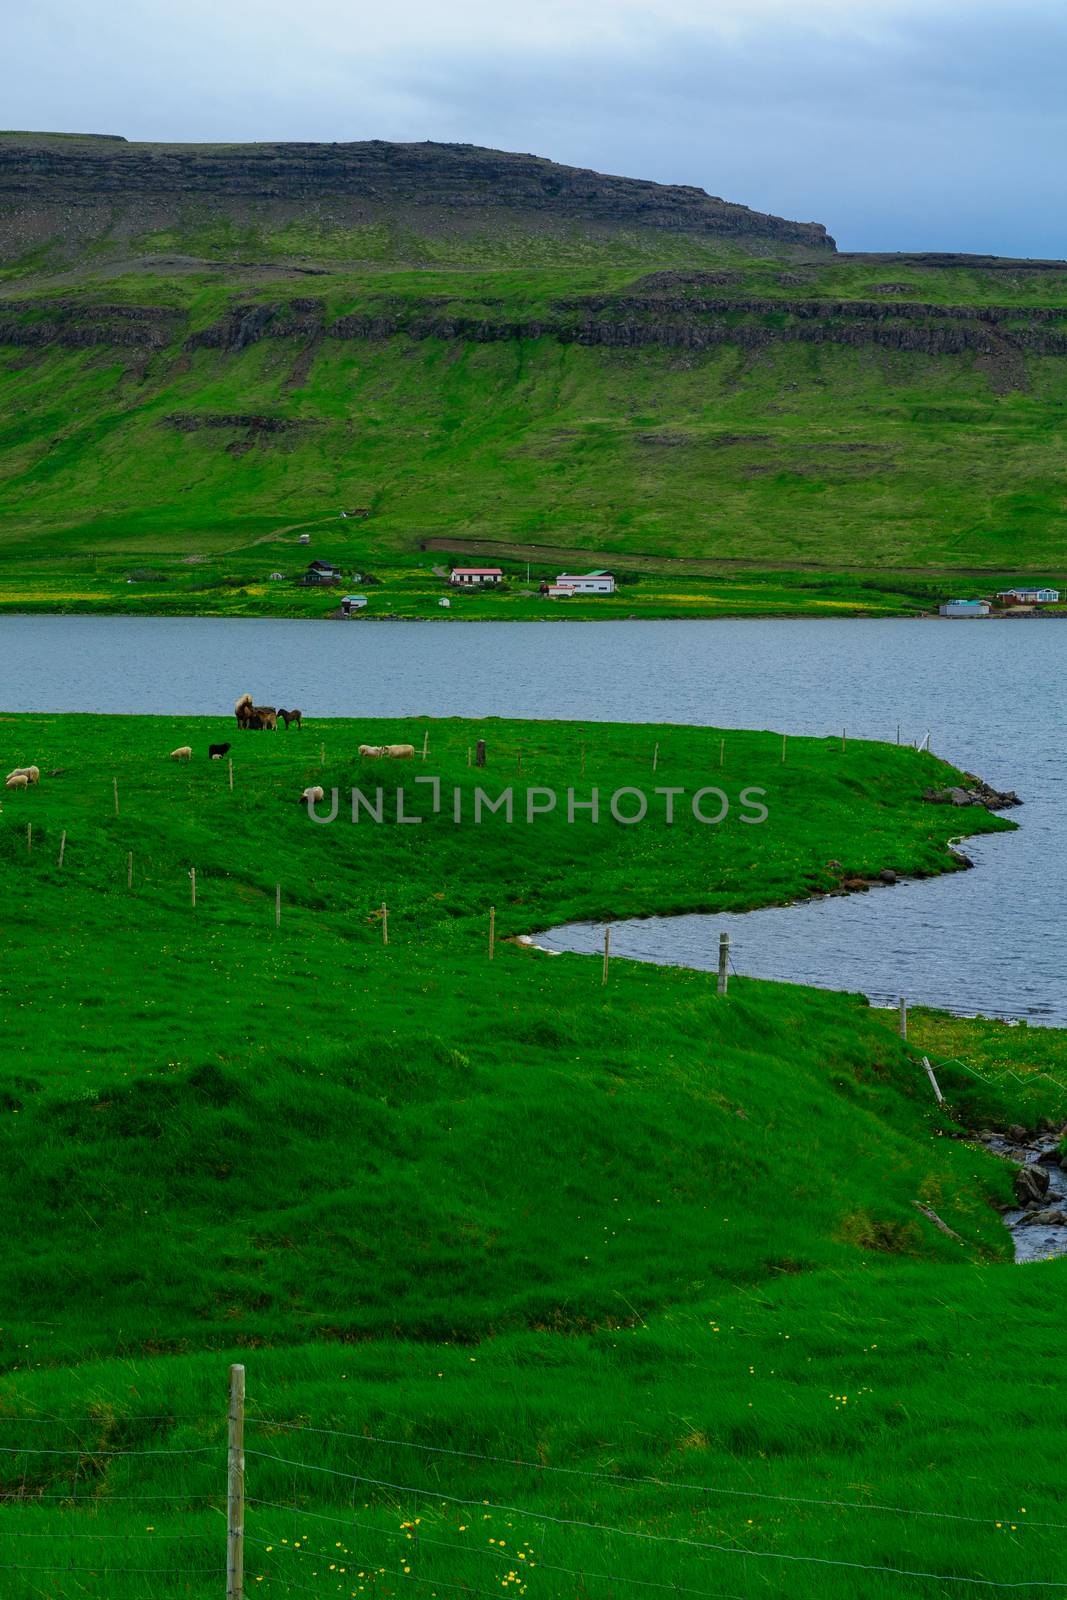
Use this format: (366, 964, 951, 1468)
(0, 714, 1060, 1597)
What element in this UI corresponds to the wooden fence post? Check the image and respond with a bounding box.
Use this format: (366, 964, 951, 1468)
(113, 776, 119, 817)
(719, 737, 725, 769)
(717, 931, 730, 996)
(899, 996, 907, 1039)
(921, 1055, 945, 1104)
(127, 851, 133, 891)
(467, 747, 472, 768)
(58, 830, 66, 868)
(896, 724, 901, 746)
(841, 729, 846, 752)
(602, 926, 611, 985)
(227, 1363, 246, 1600)
(489, 906, 496, 962)
(652, 742, 659, 773)
(422, 730, 429, 762)
(275, 884, 281, 928)
(190, 867, 197, 909)
(476, 740, 486, 769)
(781, 733, 787, 764)
(26, 823, 32, 855)
(580, 745, 585, 776)
(381, 903, 389, 946)
(228, 758, 234, 793)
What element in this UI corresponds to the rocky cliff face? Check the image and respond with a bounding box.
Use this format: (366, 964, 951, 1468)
(0, 133, 834, 257)
(4, 290, 1064, 370)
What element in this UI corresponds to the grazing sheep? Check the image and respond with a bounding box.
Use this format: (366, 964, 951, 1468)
(209, 743, 232, 760)
(5, 774, 29, 791)
(300, 785, 326, 805)
(170, 746, 193, 763)
(384, 744, 416, 759)
(358, 744, 384, 758)
(6, 766, 39, 785)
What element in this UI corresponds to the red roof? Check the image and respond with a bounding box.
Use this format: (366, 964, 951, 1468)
(452, 567, 503, 575)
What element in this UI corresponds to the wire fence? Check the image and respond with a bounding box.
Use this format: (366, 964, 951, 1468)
(1, 1376, 1065, 1598)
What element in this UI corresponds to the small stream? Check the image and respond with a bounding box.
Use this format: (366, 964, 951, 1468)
(984, 1137, 1067, 1263)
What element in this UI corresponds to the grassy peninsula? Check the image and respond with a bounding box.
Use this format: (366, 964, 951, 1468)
(0, 713, 1064, 1598)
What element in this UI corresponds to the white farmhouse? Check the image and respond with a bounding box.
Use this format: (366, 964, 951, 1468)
(552, 570, 616, 595)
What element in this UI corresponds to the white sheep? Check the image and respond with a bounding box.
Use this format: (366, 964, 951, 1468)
(170, 746, 193, 763)
(300, 785, 326, 805)
(5, 774, 29, 791)
(6, 766, 39, 785)
(358, 743, 415, 759)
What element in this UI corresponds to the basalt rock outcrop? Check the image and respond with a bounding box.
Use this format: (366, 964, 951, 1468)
(0, 299, 180, 350)
(5, 289, 1067, 373)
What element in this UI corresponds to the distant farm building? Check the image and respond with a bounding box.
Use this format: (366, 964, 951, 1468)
(450, 567, 504, 586)
(340, 595, 368, 615)
(939, 599, 990, 618)
(996, 586, 1060, 605)
(269, 571, 285, 581)
(299, 560, 343, 587)
(298, 533, 311, 545)
(550, 570, 616, 596)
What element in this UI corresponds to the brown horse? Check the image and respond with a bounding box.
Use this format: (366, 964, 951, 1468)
(279, 708, 303, 730)
(235, 693, 278, 731)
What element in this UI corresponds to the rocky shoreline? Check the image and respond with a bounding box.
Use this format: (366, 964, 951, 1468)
(923, 780, 1022, 810)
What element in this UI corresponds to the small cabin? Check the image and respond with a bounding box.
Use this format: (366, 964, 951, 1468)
(553, 570, 616, 595)
(450, 567, 504, 586)
(939, 599, 990, 618)
(340, 594, 367, 615)
(269, 571, 285, 581)
(299, 561, 343, 587)
(996, 586, 1060, 605)
(298, 533, 311, 545)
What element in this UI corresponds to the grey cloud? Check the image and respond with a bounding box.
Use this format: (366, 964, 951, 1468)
(6, 0, 1067, 254)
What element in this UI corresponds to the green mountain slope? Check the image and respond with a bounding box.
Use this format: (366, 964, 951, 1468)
(2, 135, 1067, 611)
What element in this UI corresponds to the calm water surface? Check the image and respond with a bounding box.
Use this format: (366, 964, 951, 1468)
(2, 615, 1063, 1019)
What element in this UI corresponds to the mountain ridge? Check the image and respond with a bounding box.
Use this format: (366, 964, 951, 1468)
(0, 132, 835, 262)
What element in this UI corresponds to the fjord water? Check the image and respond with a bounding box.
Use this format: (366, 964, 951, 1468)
(2, 614, 1063, 1020)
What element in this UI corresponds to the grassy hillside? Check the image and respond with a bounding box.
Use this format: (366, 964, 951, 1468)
(4, 230, 1067, 613)
(0, 714, 1063, 1597)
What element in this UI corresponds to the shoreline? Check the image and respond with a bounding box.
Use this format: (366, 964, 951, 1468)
(3, 604, 1067, 624)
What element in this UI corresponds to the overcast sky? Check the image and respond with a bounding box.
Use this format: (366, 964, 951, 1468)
(9, 0, 1067, 255)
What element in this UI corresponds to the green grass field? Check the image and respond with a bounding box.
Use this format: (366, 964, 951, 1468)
(0, 714, 1063, 1598)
